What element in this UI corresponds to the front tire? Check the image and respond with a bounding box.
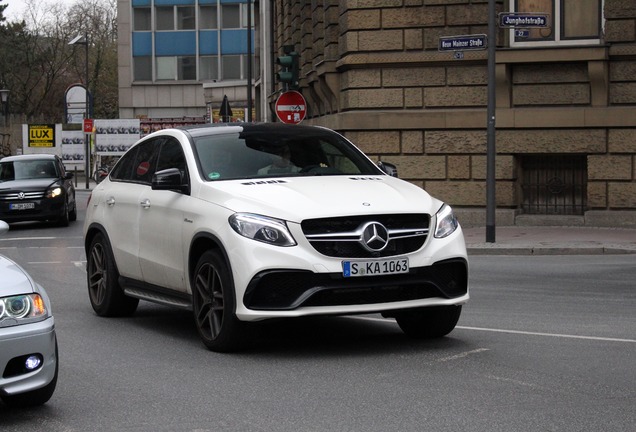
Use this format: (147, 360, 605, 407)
(395, 305, 462, 339)
(192, 250, 246, 352)
(87, 233, 138, 316)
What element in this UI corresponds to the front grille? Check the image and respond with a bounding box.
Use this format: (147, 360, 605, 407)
(301, 213, 430, 258)
(0, 191, 45, 200)
(243, 258, 468, 310)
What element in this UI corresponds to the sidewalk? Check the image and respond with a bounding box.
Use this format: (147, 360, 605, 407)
(463, 225, 636, 255)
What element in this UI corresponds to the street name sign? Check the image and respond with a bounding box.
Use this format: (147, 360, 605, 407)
(498, 13, 550, 28)
(438, 34, 487, 52)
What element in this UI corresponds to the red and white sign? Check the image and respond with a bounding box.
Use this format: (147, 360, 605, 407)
(83, 118, 94, 133)
(275, 91, 307, 124)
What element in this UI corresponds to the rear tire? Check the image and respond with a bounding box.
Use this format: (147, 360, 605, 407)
(87, 233, 139, 316)
(395, 305, 462, 339)
(192, 250, 246, 352)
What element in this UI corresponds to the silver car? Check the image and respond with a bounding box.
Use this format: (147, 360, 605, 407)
(0, 220, 58, 407)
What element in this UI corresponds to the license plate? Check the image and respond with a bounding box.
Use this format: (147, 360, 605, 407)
(342, 257, 409, 277)
(9, 203, 35, 210)
(10, 202, 35, 210)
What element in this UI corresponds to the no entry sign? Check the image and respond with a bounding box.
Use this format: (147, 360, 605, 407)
(275, 91, 307, 124)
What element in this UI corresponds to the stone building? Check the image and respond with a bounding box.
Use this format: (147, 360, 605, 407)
(270, 0, 636, 227)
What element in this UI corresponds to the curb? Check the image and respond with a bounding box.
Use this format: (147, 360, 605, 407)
(467, 245, 636, 255)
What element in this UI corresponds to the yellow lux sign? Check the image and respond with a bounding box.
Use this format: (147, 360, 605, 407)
(28, 124, 56, 147)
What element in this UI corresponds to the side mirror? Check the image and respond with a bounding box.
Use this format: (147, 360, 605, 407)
(377, 161, 398, 177)
(63, 172, 74, 180)
(152, 168, 189, 194)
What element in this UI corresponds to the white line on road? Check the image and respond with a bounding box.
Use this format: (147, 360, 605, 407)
(350, 316, 636, 343)
(437, 348, 490, 362)
(456, 325, 636, 343)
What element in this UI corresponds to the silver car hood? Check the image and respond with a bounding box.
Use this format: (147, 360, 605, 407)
(0, 255, 36, 297)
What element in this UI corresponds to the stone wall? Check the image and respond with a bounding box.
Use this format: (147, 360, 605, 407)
(273, 0, 636, 226)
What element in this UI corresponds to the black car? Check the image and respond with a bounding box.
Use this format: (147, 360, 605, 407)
(0, 154, 77, 226)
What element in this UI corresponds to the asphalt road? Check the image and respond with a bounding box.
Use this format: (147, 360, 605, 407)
(0, 190, 634, 431)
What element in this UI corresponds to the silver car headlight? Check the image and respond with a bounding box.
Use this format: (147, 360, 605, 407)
(434, 204, 459, 239)
(0, 294, 48, 326)
(229, 213, 297, 247)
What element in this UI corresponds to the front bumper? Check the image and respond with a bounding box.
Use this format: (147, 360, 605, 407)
(0, 317, 57, 397)
(0, 197, 66, 223)
(244, 258, 468, 310)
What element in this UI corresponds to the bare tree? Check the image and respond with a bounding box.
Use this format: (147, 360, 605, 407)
(0, 0, 118, 121)
(66, 0, 118, 119)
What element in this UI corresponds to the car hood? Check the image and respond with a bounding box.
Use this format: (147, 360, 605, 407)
(0, 178, 58, 191)
(0, 255, 36, 297)
(198, 175, 443, 222)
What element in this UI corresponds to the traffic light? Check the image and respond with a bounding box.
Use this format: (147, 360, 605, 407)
(276, 46, 299, 90)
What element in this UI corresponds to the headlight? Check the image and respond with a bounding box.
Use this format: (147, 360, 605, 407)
(229, 213, 297, 247)
(434, 204, 459, 238)
(45, 186, 63, 198)
(0, 294, 48, 325)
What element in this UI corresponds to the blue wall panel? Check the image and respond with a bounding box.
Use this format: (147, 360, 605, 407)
(132, 32, 152, 56)
(132, 0, 151, 6)
(199, 31, 219, 55)
(220, 29, 253, 55)
(155, 32, 196, 56)
(154, 0, 195, 5)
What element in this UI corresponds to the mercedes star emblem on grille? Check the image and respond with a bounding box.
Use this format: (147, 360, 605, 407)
(360, 222, 389, 252)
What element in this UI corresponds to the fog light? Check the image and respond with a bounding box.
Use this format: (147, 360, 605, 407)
(25, 355, 42, 371)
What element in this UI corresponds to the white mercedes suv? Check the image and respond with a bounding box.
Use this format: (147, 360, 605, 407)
(83, 123, 468, 352)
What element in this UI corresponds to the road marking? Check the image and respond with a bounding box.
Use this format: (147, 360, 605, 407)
(437, 348, 490, 362)
(350, 316, 636, 343)
(456, 326, 636, 343)
(0, 237, 57, 241)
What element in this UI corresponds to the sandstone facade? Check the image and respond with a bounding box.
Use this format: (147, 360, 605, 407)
(272, 0, 636, 226)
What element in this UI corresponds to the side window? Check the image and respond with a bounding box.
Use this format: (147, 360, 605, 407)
(110, 146, 139, 181)
(156, 137, 188, 180)
(132, 140, 161, 184)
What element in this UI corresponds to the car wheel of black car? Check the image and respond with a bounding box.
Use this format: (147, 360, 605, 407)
(69, 201, 77, 222)
(0, 339, 58, 407)
(193, 250, 246, 352)
(395, 305, 462, 339)
(87, 233, 139, 316)
(57, 203, 70, 227)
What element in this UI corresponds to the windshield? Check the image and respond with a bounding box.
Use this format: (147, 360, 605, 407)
(192, 127, 382, 181)
(0, 160, 58, 181)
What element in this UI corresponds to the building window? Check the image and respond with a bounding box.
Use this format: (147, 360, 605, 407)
(177, 6, 196, 30)
(178, 56, 196, 80)
(134, 56, 152, 81)
(521, 155, 587, 215)
(200, 5, 217, 29)
(156, 57, 176, 80)
(221, 4, 240, 29)
(222, 55, 241, 80)
(133, 8, 151, 31)
(511, 0, 602, 47)
(156, 6, 174, 31)
(200, 56, 219, 81)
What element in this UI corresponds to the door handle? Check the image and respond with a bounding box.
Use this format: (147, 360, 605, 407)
(106, 197, 115, 206)
(140, 198, 151, 209)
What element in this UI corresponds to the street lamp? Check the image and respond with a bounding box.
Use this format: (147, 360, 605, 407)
(0, 89, 9, 127)
(69, 34, 90, 189)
